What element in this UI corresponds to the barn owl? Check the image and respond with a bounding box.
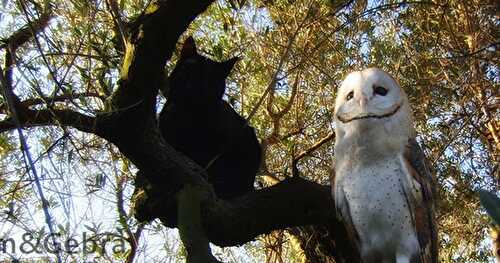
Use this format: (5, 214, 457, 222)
(332, 68, 438, 263)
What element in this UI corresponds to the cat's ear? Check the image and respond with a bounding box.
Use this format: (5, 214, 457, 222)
(220, 57, 239, 77)
(180, 36, 197, 58)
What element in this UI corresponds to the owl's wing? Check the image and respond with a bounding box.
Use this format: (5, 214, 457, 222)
(332, 169, 361, 255)
(401, 138, 438, 263)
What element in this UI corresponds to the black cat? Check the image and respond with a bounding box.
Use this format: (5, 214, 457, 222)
(159, 36, 261, 199)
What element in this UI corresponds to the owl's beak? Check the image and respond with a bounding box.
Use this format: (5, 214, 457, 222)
(359, 96, 368, 110)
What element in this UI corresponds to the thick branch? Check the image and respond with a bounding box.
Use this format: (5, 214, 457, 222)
(129, 131, 358, 261)
(0, 108, 99, 134)
(110, 0, 214, 113)
(134, 164, 336, 240)
(139, 176, 359, 262)
(178, 185, 221, 263)
(202, 177, 336, 246)
(99, 1, 217, 181)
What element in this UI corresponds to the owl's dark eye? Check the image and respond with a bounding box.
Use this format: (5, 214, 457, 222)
(346, 91, 354, 101)
(373, 86, 388, 96)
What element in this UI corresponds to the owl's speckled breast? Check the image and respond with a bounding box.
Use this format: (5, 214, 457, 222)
(336, 155, 420, 258)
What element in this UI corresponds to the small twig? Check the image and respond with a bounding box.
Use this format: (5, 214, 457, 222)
(105, 0, 127, 51)
(292, 132, 335, 177)
(245, 2, 312, 123)
(0, 92, 104, 113)
(267, 71, 300, 119)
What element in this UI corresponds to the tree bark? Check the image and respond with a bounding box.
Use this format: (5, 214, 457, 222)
(178, 185, 221, 263)
(134, 176, 359, 262)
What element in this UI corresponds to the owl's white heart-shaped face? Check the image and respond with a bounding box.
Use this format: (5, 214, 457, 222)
(334, 68, 405, 123)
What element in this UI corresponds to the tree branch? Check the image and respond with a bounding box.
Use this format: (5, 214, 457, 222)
(144, 176, 332, 244)
(0, 3, 102, 137)
(201, 177, 335, 246)
(127, 121, 356, 262)
(178, 185, 221, 263)
(0, 92, 104, 114)
(139, 176, 358, 262)
(109, 0, 215, 113)
(0, 108, 99, 134)
(0, 9, 52, 52)
(293, 132, 335, 176)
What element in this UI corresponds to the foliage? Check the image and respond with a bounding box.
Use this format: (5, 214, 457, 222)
(0, 0, 497, 262)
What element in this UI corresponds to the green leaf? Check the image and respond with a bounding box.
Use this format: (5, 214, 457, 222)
(478, 189, 500, 226)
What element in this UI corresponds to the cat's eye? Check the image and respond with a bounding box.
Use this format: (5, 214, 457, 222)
(373, 86, 388, 96)
(346, 91, 354, 101)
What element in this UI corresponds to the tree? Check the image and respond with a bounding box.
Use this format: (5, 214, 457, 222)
(0, 0, 497, 262)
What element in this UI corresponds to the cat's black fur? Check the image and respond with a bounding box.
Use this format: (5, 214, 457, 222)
(159, 37, 261, 199)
